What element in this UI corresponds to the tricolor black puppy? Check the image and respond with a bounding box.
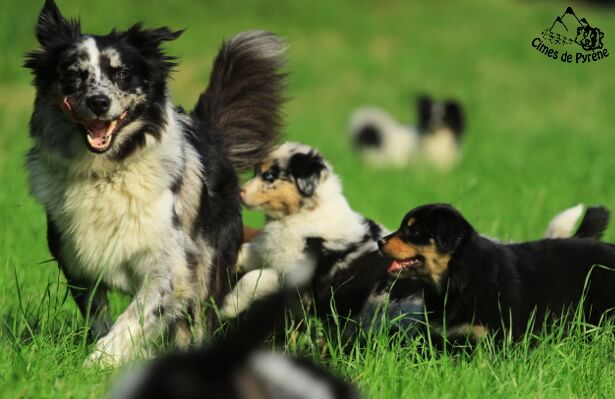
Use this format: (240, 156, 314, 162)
(379, 203, 613, 343)
(25, 0, 286, 366)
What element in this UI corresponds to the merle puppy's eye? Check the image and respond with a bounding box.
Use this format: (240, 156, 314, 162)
(114, 68, 130, 81)
(262, 171, 276, 183)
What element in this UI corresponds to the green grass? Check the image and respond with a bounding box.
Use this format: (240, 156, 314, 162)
(1, 0, 615, 397)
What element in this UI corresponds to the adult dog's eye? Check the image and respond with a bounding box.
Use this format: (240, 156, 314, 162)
(114, 68, 130, 81)
(64, 69, 80, 80)
(262, 171, 276, 183)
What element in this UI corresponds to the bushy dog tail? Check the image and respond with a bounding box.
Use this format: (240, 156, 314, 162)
(574, 206, 610, 239)
(193, 30, 287, 171)
(545, 204, 610, 240)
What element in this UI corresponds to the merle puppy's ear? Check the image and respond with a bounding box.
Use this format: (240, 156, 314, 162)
(287, 151, 327, 197)
(35, 0, 81, 47)
(430, 204, 472, 254)
(443, 100, 465, 136)
(416, 94, 433, 131)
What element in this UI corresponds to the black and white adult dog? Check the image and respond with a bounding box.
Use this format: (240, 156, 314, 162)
(25, 0, 286, 366)
(221, 142, 606, 337)
(349, 95, 465, 170)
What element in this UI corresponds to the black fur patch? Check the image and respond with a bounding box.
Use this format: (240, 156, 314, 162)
(287, 151, 326, 197)
(355, 125, 382, 148)
(416, 94, 433, 132)
(574, 206, 610, 239)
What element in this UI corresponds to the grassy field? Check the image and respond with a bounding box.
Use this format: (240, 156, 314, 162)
(1, 0, 615, 397)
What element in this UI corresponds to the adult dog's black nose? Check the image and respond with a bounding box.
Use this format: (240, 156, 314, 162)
(86, 95, 111, 116)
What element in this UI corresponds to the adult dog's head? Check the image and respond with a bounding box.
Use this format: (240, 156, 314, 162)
(240, 142, 331, 219)
(25, 0, 182, 159)
(378, 204, 473, 286)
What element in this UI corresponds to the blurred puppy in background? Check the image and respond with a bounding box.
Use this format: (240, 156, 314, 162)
(349, 95, 465, 170)
(108, 259, 361, 399)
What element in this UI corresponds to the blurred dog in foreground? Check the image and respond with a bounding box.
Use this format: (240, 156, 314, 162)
(25, 0, 285, 366)
(222, 142, 607, 339)
(108, 261, 361, 399)
(349, 95, 465, 170)
(379, 203, 612, 343)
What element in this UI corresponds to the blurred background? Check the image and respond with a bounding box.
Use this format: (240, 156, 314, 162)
(1, 0, 614, 397)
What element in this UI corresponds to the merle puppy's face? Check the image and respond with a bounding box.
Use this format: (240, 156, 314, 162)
(240, 143, 328, 219)
(25, 0, 182, 155)
(378, 204, 472, 286)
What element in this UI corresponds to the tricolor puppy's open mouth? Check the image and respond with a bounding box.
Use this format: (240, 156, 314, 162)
(61, 97, 128, 153)
(387, 255, 425, 274)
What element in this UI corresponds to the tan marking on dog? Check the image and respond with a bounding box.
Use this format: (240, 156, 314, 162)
(406, 218, 416, 226)
(259, 160, 274, 173)
(382, 234, 451, 286)
(447, 323, 489, 340)
(241, 178, 302, 218)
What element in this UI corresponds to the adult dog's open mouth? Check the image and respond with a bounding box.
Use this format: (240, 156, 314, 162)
(61, 97, 128, 153)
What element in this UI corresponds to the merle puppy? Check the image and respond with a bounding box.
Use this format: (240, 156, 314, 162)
(25, 0, 285, 366)
(379, 203, 614, 343)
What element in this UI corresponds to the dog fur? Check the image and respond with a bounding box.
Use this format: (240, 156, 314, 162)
(349, 95, 465, 170)
(222, 143, 605, 340)
(220, 142, 419, 331)
(108, 260, 361, 399)
(379, 203, 613, 343)
(25, 0, 286, 366)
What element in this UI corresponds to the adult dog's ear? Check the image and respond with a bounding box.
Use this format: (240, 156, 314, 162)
(124, 24, 184, 75)
(35, 0, 81, 48)
(430, 204, 472, 254)
(125, 24, 184, 51)
(288, 151, 327, 197)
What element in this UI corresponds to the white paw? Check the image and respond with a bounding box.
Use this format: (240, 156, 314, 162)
(83, 333, 132, 368)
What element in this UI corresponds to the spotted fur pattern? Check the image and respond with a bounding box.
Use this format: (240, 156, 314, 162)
(25, 0, 285, 366)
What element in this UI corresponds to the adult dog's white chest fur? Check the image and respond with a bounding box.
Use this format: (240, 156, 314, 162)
(28, 119, 185, 293)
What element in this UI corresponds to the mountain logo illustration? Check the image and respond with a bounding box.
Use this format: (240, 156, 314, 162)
(541, 7, 604, 51)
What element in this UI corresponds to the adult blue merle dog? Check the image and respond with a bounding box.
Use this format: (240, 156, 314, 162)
(25, 0, 286, 366)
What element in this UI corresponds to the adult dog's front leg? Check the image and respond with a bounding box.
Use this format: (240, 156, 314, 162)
(84, 259, 194, 367)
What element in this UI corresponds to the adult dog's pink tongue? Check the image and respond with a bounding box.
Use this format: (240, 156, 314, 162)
(85, 121, 109, 138)
(84, 120, 113, 149)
